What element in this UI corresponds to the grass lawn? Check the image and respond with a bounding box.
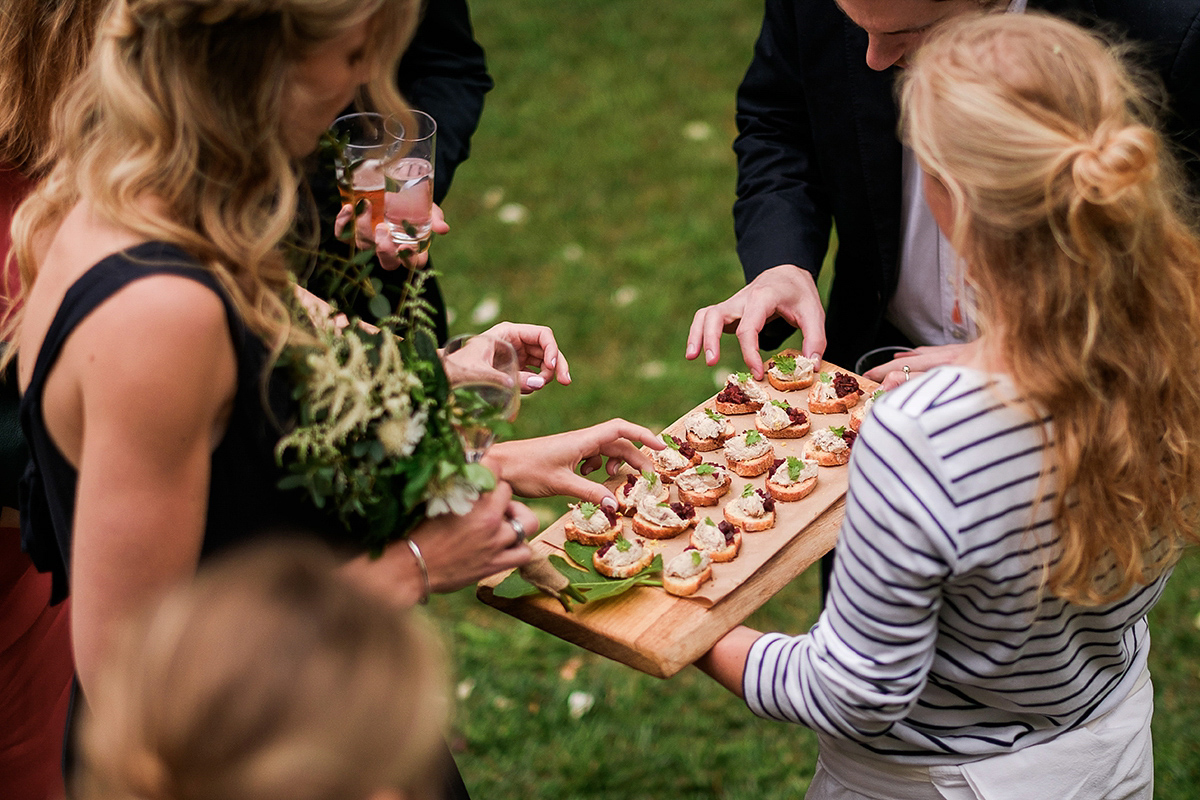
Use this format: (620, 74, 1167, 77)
(428, 0, 1200, 796)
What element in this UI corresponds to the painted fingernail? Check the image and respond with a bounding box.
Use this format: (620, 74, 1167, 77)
(705, 350, 714, 362)
(548, 356, 557, 369)
(526, 376, 545, 389)
(601, 497, 617, 512)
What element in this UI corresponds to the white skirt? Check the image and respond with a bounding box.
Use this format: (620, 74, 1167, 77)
(807, 671, 1154, 800)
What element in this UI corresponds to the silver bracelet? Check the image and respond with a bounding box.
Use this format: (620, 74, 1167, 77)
(406, 538, 431, 605)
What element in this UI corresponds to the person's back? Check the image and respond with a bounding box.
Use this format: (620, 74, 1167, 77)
(700, 13, 1200, 799)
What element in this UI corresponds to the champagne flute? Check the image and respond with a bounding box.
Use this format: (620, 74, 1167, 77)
(441, 334, 520, 463)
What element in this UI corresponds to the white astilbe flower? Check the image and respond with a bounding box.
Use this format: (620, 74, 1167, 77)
(377, 406, 428, 458)
(425, 474, 481, 516)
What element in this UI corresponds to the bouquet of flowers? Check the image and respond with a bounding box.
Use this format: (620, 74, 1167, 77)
(276, 252, 499, 553)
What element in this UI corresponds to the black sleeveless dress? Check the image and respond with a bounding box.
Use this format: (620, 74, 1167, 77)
(18, 242, 471, 799)
(18, 241, 349, 600)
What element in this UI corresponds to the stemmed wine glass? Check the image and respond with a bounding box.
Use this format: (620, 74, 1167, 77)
(441, 334, 520, 462)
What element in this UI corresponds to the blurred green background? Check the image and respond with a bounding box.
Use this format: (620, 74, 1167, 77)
(428, 1, 1200, 797)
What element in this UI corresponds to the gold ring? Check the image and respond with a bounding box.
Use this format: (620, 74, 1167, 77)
(903, 365, 911, 381)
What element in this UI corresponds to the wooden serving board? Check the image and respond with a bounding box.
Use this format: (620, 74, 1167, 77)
(477, 356, 874, 678)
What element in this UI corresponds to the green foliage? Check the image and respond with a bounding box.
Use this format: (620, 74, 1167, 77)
(492, 540, 664, 605)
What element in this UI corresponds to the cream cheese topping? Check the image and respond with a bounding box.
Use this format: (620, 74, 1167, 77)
(636, 498, 686, 527)
(684, 410, 726, 440)
(675, 466, 729, 493)
(569, 504, 613, 533)
(692, 519, 727, 552)
(665, 549, 711, 580)
(810, 429, 849, 453)
(653, 440, 693, 470)
(756, 402, 792, 431)
(729, 492, 768, 518)
(600, 539, 647, 568)
(732, 376, 770, 403)
(810, 381, 839, 403)
(770, 458, 819, 486)
(725, 433, 772, 461)
(624, 474, 663, 506)
(769, 355, 817, 381)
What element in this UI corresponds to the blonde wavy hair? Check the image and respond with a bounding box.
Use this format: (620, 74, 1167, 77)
(0, 0, 109, 176)
(900, 12, 1200, 605)
(77, 540, 448, 800)
(8, 0, 417, 353)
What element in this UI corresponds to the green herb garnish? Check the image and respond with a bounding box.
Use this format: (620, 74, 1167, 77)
(872, 389, 885, 401)
(741, 483, 756, 498)
(704, 408, 723, 421)
(774, 354, 796, 374)
(818, 371, 832, 383)
(786, 456, 805, 482)
(615, 535, 632, 552)
(579, 501, 599, 519)
(691, 550, 704, 567)
(695, 463, 715, 475)
(831, 425, 847, 437)
(733, 371, 751, 384)
(744, 430, 764, 446)
(771, 399, 789, 409)
(663, 435, 681, 451)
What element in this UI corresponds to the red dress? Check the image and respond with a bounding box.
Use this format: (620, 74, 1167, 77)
(0, 164, 73, 800)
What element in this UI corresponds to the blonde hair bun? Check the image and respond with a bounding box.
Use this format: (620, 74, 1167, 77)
(1069, 124, 1158, 206)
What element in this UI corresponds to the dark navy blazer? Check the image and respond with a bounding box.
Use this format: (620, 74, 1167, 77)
(733, 0, 1200, 365)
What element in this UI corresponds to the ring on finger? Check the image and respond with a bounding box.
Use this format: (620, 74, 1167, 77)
(506, 513, 527, 545)
(903, 365, 911, 382)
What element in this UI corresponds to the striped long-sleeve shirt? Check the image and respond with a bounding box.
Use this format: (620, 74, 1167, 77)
(743, 366, 1169, 764)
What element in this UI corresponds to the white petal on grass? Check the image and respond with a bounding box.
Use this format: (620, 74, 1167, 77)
(638, 360, 666, 379)
(562, 243, 585, 261)
(612, 285, 639, 307)
(684, 121, 713, 141)
(482, 187, 505, 209)
(470, 296, 501, 326)
(493, 696, 515, 711)
(567, 690, 595, 719)
(456, 679, 476, 701)
(497, 203, 529, 224)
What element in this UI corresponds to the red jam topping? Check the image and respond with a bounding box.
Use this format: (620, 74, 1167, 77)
(833, 373, 863, 398)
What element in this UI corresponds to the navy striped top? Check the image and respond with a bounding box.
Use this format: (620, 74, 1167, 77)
(743, 366, 1169, 764)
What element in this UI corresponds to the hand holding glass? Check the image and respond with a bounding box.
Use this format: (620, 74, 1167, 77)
(384, 110, 437, 253)
(442, 334, 519, 463)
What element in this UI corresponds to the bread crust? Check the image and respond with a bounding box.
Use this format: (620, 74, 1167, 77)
(564, 516, 623, 546)
(723, 503, 776, 532)
(631, 513, 696, 539)
(766, 371, 814, 391)
(725, 448, 775, 477)
(690, 527, 741, 562)
(713, 397, 762, 415)
(675, 469, 732, 507)
(805, 443, 851, 467)
(593, 543, 656, 578)
(755, 417, 810, 439)
(686, 418, 735, 451)
(807, 391, 860, 414)
(663, 563, 713, 597)
(653, 442, 702, 483)
(615, 476, 669, 516)
(766, 474, 817, 502)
